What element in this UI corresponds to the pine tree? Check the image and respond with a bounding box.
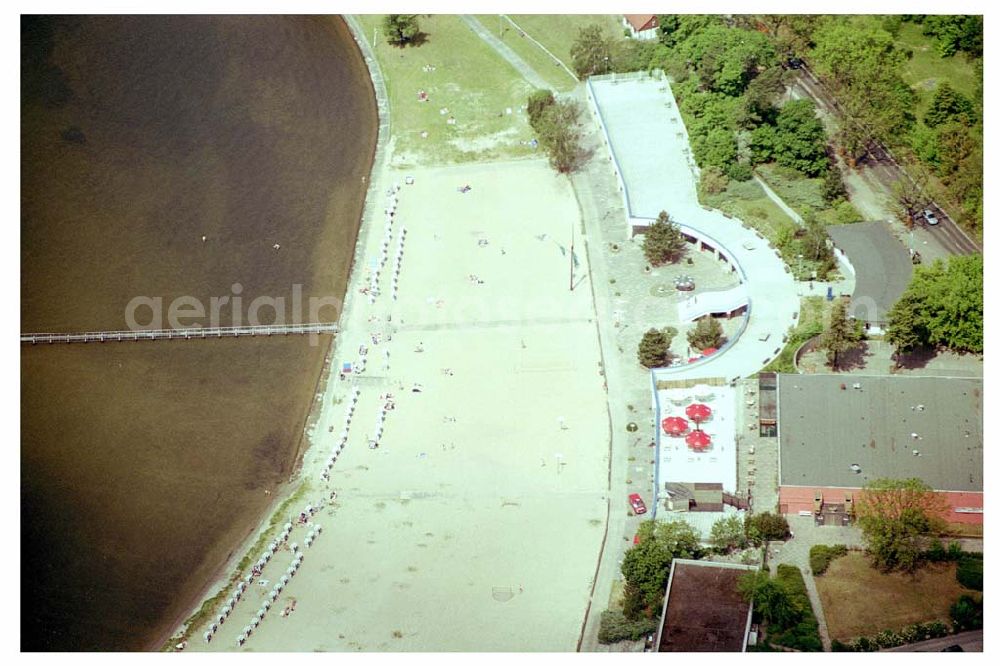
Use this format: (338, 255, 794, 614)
(638, 328, 671, 368)
(642, 211, 686, 266)
(687, 317, 725, 351)
(821, 299, 860, 369)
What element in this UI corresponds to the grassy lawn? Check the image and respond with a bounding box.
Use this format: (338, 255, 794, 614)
(755, 164, 864, 226)
(507, 14, 624, 74)
(815, 552, 974, 642)
(702, 178, 798, 243)
(896, 23, 980, 119)
(472, 15, 578, 92)
(355, 14, 538, 165)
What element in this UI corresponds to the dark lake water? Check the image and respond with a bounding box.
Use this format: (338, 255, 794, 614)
(21, 15, 377, 650)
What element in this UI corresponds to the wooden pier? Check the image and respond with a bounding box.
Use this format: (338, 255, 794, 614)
(21, 323, 338, 345)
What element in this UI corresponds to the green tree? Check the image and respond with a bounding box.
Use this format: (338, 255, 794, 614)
(771, 99, 829, 176)
(922, 15, 983, 57)
(811, 18, 915, 157)
(857, 478, 949, 573)
(687, 316, 725, 351)
(710, 515, 748, 553)
(821, 166, 848, 203)
(924, 83, 976, 128)
(693, 127, 738, 171)
(745, 512, 790, 544)
(526, 89, 555, 131)
(570, 24, 613, 78)
(638, 328, 671, 368)
(886, 254, 983, 355)
(642, 211, 686, 266)
(382, 15, 420, 47)
(532, 99, 584, 174)
(621, 520, 702, 611)
(738, 570, 801, 628)
(821, 299, 861, 369)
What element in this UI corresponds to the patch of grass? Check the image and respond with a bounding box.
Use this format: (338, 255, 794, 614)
(760, 296, 827, 374)
(703, 178, 797, 242)
(472, 15, 578, 91)
(355, 15, 536, 164)
(507, 14, 624, 74)
(815, 552, 973, 642)
(895, 22, 980, 119)
(756, 163, 864, 226)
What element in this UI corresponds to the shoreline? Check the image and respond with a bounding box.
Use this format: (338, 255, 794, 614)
(157, 15, 389, 650)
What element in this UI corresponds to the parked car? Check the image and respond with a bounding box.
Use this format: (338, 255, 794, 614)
(629, 493, 647, 515)
(923, 208, 939, 226)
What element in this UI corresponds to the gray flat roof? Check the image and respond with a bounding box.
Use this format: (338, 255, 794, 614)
(778, 374, 982, 491)
(826, 222, 913, 324)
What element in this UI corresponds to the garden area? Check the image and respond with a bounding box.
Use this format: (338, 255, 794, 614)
(814, 551, 979, 643)
(355, 14, 537, 164)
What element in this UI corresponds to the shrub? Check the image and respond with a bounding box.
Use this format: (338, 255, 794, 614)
(834, 200, 863, 224)
(809, 544, 848, 575)
(949, 595, 983, 632)
(746, 512, 790, 545)
(698, 166, 729, 197)
(766, 565, 822, 652)
(831, 639, 852, 651)
(726, 162, 754, 182)
(597, 609, 657, 644)
(874, 629, 904, 649)
(526, 89, 556, 131)
(956, 557, 983, 591)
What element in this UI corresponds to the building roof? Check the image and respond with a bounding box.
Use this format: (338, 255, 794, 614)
(778, 374, 983, 492)
(624, 14, 658, 32)
(656, 559, 755, 652)
(826, 222, 913, 324)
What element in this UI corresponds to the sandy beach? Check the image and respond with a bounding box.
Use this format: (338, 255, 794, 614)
(185, 157, 610, 651)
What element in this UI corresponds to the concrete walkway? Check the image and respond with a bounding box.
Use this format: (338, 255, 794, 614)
(587, 75, 801, 384)
(767, 516, 865, 651)
(460, 15, 550, 91)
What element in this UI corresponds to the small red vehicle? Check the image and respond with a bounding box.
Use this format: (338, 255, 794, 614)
(629, 493, 647, 515)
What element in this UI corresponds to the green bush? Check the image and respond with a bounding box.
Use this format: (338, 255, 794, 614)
(809, 544, 848, 576)
(597, 609, 657, 644)
(726, 162, 754, 182)
(949, 595, 983, 632)
(767, 565, 822, 652)
(956, 557, 983, 591)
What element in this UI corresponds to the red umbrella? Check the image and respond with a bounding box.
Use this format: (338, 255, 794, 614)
(661, 416, 690, 436)
(685, 429, 712, 451)
(685, 402, 712, 424)
(702, 347, 718, 356)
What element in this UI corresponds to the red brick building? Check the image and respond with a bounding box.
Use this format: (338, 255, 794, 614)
(777, 375, 982, 525)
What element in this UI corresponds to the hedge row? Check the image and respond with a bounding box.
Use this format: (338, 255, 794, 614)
(809, 544, 848, 576)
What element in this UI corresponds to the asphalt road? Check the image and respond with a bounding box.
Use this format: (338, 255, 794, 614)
(786, 66, 980, 257)
(883, 629, 983, 652)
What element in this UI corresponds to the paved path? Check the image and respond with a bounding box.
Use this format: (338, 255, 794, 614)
(500, 15, 580, 85)
(884, 629, 982, 652)
(459, 15, 550, 90)
(767, 516, 865, 652)
(754, 174, 804, 225)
